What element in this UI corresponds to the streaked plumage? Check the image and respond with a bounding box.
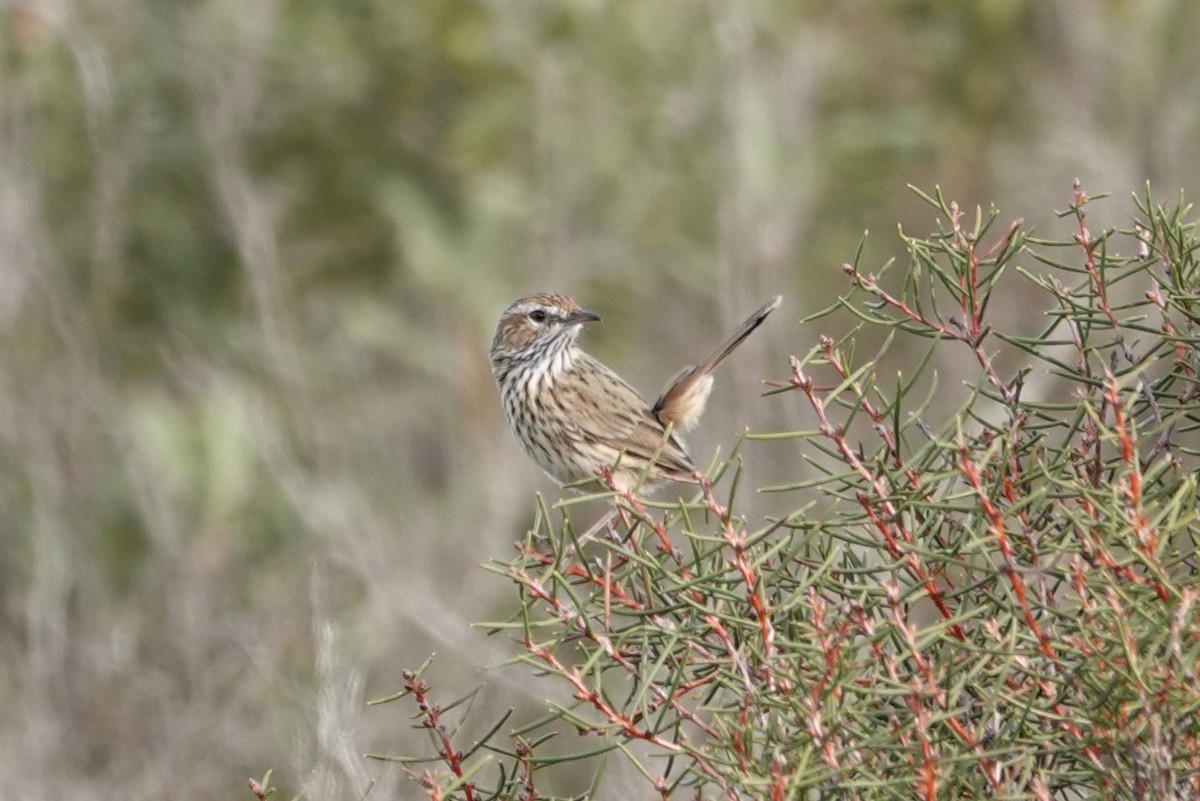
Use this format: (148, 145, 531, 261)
(490, 293, 781, 493)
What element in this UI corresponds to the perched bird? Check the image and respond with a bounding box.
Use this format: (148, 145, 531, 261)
(490, 293, 781, 494)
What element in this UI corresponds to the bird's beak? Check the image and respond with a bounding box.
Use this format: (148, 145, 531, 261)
(565, 309, 601, 325)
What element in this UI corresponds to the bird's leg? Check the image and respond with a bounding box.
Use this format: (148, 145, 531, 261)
(615, 502, 634, 531)
(577, 493, 640, 543)
(575, 507, 620, 545)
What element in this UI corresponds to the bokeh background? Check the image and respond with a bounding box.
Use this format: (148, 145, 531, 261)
(2, 1, 1198, 798)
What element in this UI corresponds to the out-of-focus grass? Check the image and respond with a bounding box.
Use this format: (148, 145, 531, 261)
(0, 1, 1197, 798)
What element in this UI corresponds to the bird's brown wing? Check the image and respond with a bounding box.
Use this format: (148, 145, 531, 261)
(556, 353, 697, 482)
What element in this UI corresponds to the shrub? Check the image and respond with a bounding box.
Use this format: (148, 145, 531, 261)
(375, 184, 1200, 800)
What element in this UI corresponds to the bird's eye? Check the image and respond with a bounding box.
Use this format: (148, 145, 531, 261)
(528, 310, 548, 323)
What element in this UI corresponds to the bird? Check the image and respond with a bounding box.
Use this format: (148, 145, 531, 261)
(489, 293, 781, 495)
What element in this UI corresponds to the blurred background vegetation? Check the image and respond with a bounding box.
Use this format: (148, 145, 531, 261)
(1, 1, 1198, 798)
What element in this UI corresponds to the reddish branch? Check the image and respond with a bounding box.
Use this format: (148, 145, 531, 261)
(402, 670, 478, 801)
(790, 355, 965, 641)
(843, 213, 1023, 407)
(958, 450, 1058, 663)
(1102, 373, 1169, 601)
(699, 478, 777, 666)
(1070, 181, 1132, 364)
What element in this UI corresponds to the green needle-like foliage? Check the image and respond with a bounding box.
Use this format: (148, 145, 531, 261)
(381, 185, 1200, 800)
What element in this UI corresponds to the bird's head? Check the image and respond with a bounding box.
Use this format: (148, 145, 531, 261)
(490, 293, 601, 366)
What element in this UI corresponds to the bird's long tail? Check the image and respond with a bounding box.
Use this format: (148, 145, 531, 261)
(652, 295, 782, 432)
(695, 295, 782, 375)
